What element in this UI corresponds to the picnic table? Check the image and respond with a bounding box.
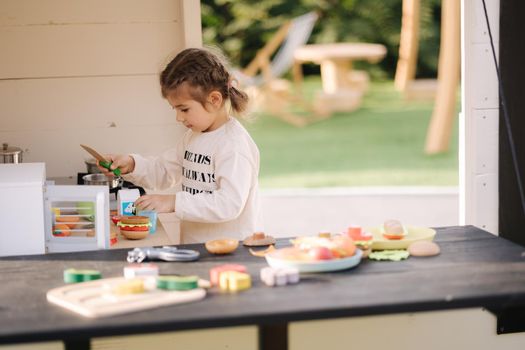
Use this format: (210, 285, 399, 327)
(293, 43, 387, 114)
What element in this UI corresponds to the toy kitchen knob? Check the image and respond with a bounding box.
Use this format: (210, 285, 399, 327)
(1, 143, 23, 163)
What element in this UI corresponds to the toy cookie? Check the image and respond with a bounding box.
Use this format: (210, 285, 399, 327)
(243, 232, 276, 247)
(157, 276, 199, 291)
(408, 241, 440, 256)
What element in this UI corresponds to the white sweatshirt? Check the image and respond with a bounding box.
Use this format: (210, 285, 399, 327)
(124, 117, 263, 243)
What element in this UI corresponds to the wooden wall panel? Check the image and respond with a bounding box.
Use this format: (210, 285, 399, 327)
(0, 0, 180, 24)
(0, 76, 176, 131)
(0, 23, 183, 78)
(0, 123, 186, 177)
(0, 75, 186, 177)
(460, 0, 500, 232)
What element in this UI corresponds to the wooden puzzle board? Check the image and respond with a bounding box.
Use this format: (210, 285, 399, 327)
(47, 277, 206, 318)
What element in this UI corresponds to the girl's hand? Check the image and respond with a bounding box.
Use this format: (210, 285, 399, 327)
(97, 154, 135, 176)
(135, 194, 176, 213)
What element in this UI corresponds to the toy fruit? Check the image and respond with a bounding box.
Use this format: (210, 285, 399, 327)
(292, 235, 357, 259)
(308, 246, 333, 260)
(53, 224, 71, 237)
(331, 235, 357, 258)
(271, 247, 310, 261)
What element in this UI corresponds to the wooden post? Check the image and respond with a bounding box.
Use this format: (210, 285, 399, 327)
(395, 0, 420, 91)
(181, 0, 203, 48)
(424, 0, 460, 154)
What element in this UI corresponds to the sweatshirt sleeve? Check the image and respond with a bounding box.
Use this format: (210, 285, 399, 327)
(123, 137, 184, 191)
(174, 151, 255, 223)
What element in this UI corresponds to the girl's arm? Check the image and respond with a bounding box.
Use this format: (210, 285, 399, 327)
(174, 151, 256, 223)
(124, 138, 185, 191)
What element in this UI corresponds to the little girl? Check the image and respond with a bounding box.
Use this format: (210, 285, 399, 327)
(101, 48, 263, 243)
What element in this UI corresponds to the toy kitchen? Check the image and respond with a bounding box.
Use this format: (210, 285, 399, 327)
(0, 162, 159, 257)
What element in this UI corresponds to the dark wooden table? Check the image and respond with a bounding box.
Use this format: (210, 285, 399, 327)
(1, 226, 525, 350)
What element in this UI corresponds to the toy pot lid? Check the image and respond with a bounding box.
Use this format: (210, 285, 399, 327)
(1, 143, 23, 156)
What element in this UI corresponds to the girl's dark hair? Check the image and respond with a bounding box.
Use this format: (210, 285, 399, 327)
(160, 47, 249, 114)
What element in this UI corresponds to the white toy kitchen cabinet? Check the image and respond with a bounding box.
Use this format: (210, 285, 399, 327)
(0, 163, 109, 257)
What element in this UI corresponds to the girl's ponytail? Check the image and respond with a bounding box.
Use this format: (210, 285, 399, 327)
(228, 84, 249, 114)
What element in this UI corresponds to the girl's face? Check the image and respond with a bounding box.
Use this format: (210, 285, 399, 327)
(166, 86, 227, 132)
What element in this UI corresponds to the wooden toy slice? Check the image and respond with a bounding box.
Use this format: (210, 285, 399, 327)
(209, 264, 247, 286)
(157, 276, 199, 291)
(219, 271, 251, 292)
(63, 268, 102, 284)
(112, 279, 145, 295)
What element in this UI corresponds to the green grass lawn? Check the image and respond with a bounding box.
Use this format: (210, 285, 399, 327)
(244, 78, 459, 188)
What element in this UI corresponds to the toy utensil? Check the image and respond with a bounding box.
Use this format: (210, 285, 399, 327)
(127, 246, 200, 263)
(80, 144, 121, 176)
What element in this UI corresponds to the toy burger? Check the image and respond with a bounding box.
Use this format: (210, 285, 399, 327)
(381, 219, 407, 240)
(117, 216, 151, 240)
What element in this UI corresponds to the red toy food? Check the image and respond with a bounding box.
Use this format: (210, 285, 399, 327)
(111, 215, 122, 225)
(53, 224, 71, 237)
(118, 216, 150, 240)
(346, 226, 373, 242)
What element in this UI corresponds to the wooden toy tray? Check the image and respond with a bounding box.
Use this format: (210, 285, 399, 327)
(47, 277, 206, 318)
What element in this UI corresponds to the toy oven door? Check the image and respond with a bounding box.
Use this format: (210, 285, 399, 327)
(44, 185, 109, 253)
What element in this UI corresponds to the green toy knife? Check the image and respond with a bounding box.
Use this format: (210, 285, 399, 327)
(80, 144, 121, 176)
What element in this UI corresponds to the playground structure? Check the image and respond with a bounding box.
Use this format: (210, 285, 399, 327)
(395, 0, 460, 154)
